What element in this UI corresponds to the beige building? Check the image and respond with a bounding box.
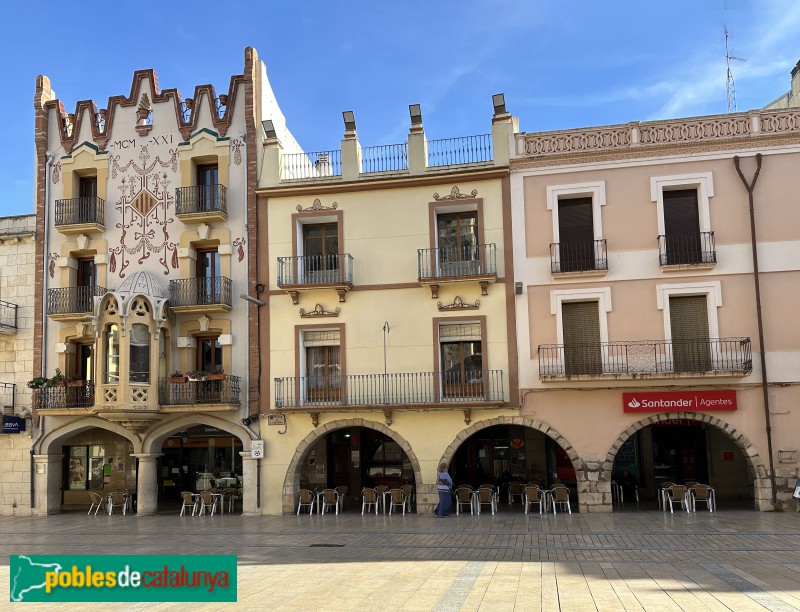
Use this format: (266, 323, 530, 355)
(28, 49, 280, 515)
(763, 59, 800, 110)
(0, 215, 35, 515)
(255, 100, 522, 514)
(511, 106, 800, 511)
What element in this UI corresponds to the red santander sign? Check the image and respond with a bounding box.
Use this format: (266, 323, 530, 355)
(623, 390, 736, 413)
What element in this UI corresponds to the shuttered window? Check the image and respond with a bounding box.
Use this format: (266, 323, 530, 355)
(663, 189, 702, 264)
(669, 295, 711, 372)
(562, 301, 602, 375)
(558, 197, 595, 272)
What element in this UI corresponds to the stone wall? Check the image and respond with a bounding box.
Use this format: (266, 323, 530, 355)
(0, 214, 36, 515)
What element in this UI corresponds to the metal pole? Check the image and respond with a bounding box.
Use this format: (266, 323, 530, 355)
(383, 322, 390, 403)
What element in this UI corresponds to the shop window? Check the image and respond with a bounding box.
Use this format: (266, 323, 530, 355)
(104, 323, 119, 384)
(129, 324, 150, 384)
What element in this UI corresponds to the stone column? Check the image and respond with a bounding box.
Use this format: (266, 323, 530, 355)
(133, 453, 161, 515)
(239, 451, 259, 515)
(32, 454, 62, 515)
(407, 129, 427, 175)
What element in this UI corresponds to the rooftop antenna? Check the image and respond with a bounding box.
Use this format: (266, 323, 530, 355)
(725, 26, 746, 113)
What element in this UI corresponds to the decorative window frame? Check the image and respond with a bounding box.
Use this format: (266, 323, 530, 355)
(656, 281, 722, 342)
(649, 172, 714, 236)
(432, 315, 488, 370)
(292, 209, 344, 258)
(550, 287, 612, 347)
(295, 323, 346, 405)
(546, 181, 606, 243)
(428, 197, 485, 251)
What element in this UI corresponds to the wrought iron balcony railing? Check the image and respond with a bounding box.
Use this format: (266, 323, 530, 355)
(34, 382, 95, 410)
(538, 337, 752, 378)
(175, 185, 228, 215)
(418, 244, 497, 280)
(0, 300, 17, 330)
(277, 254, 354, 286)
(55, 197, 105, 227)
(550, 240, 608, 273)
(282, 150, 342, 180)
(47, 286, 106, 316)
(361, 143, 408, 173)
(158, 376, 241, 406)
(427, 134, 493, 167)
(658, 232, 716, 266)
(275, 370, 504, 408)
(169, 277, 232, 308)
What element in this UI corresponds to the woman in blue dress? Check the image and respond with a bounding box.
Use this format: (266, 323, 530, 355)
(435, 463, 453, 517)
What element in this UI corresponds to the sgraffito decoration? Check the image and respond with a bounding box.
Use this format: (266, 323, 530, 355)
(233, 237, 246, 262)
(51, 162, 61, 184)
(48, 253, 59, 278)
(108, 146, 179, 277)
(231, 139, 244, 166)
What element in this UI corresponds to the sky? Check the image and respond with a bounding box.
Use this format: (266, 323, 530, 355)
(2, 0, 798, 217)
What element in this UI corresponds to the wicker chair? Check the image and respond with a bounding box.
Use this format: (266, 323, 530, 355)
(401, 484, 414, 513)
(550, 485, 571, 514)
(475, 487, 495, 515)
(107, 491, 127, 516)
(361, 487, 379, 515)
(387, 489, 406, 515)
(691, 484, 714, 512)
(523, 485, 544, 515)
(297, 489, 315, 515)
(658, 482, 675, 510)
(320, 489, 339, 515)
(198, 490, 218, 516)
(179, 491, 196, 516)
(374, 485, 389, 513)
(665, 484, 689, 514)
(88, 491, 106, 516)
(454, 486, 473, 515)
(335, 486, 348, 512)
(508, 481, 524, 505)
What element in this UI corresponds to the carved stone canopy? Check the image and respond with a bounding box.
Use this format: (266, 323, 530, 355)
(433, 186, 478, 201)
(297, 198, 338, 212)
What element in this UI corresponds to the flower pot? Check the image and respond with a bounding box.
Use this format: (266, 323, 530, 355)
(206, 374, 225, 381)
(168, 377, 187, 384)
(67, 380, 86, 388)
(188, 377, 206, 382)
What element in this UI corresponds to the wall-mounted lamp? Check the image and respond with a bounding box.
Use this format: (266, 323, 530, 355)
(515, 282, 523, 295)
(409, 104, 423, 126)
(492, 93, 506, 115)
(240, 293, 265, 307)
(181, 431, 189, 444)
(342, 110, 357, 132)
(262, 119, 277, 139)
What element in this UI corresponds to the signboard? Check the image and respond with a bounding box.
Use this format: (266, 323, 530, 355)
(623, 390, 737, 413)
(2, 415, 26, 434)
(251, 440, 264, 459)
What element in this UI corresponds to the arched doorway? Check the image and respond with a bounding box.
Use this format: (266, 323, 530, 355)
(606, 413, 766, 510)
(438, 416, 583, 512)
(282, 419, 422, 513)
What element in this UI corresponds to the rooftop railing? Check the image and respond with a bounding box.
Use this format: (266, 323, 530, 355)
(275, 370, 504, 408)
(55, 197, 105, 227)
(282, 150, 342, 180)
(427, 134, 493, 167)
(361, 143, 408, 173)
(538, 338, 752, 378)
(158, 376, 241, 406)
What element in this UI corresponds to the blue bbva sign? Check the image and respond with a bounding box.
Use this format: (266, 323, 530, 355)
(2, 415, 25, 434)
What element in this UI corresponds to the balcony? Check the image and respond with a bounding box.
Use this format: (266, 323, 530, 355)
(54, 197, 105, 234)
(277, 254, 354, 304)
(417, 244, 497, 297)
(34, 382, 95, 412)
(169, 277, 232, 313)
(538, 337, 752, 380)
(658, 232, 716, 268)
(274, 370, 504, 408)
(0, 300, 17, 332)
(158, 376, 241, 411)
(550, 240, 608, 275)
(47, 286, 106, 320)
(175, 185, 228, 223)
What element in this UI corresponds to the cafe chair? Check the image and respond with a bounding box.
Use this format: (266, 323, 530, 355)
(387, 489, 406, 515)
(691, 484, 715, 512)
(179, 491, 196, 516)
(297, 489, 316, 515)
(658, 482, 675, 510)
(665, 484, 689, 514)
(523, 484, 544, 515)
(198, 490, 218, 516)
(454, 486, 473, 515)
(87, 491, 106, 516)
(475, 487, 495, 516)
(335, 486, 348, 512)
(107, 491, 127, 516)
(361, 488, 379, 515)
(508, 481, 524, 505)
(550, 485, 572, 515)
(320, 489, 339, 515)
(223, 487, 238, 513)
(401, 484, 414, 513)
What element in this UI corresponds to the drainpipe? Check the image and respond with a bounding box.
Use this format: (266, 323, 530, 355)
(733, 153, 777, 506)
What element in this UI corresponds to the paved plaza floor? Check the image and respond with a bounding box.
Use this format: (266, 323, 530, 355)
(2, 507, 799, 611)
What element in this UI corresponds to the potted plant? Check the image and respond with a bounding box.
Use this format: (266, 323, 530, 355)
(186, 370, 208, 382)
(27, 376, 50, 390)
(168, 370, 187, 383)
(206, 368, 225, 381)
(50, 368, 66, 387)
(66, 376, 86, 388)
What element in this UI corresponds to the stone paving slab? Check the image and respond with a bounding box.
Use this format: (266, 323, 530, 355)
(0, 510, 798, 610)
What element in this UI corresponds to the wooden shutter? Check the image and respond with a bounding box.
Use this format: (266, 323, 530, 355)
(663, 190, 701, 264)
(669, 295, 711, 372)
(558, 197, 594, 272)
(562, 301, 602, 375)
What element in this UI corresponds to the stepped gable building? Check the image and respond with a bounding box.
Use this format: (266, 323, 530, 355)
(510, 96, 800, 511)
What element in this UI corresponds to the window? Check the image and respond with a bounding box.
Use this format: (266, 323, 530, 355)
(104, 323, 119, 384)
(129, 324, 150, 383)
(669, 295, 711, 372)
(302, 223, 339, 281)
(76, 257, 97, 312)
(650, 172, 715, 266)
(196, 248, 220, 304)
(439, 323, 483, 398)
(197, 336, 223, 373)
(437, 211, 479, 275)
(196, 164, 219, 211)
(546, 182, 606, 273)
(303, 330, 341, 402)
(79, 176, 97, 199)
(561, 301, 602, 375)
